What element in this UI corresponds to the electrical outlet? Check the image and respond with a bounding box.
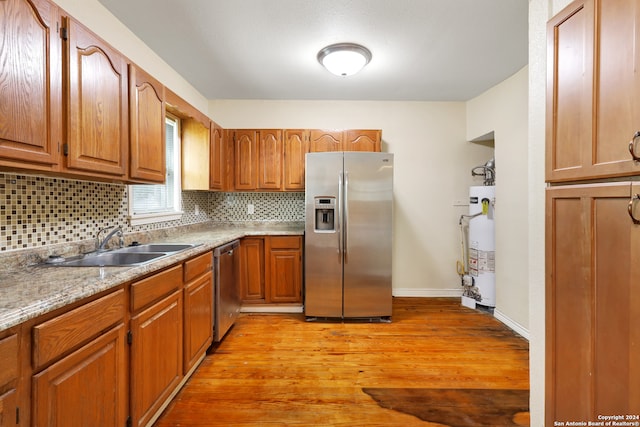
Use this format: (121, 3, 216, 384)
(247, 203, 254, 215)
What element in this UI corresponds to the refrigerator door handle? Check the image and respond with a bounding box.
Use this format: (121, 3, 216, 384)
(344, 171, 349, 260)
(337, 172, 343, 256)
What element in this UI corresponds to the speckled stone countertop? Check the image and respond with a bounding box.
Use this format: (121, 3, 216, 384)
(0, 221, 304, 332)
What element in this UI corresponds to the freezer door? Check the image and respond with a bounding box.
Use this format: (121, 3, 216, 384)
(305, 152, 344, 318)
(343, 152, 393, 318)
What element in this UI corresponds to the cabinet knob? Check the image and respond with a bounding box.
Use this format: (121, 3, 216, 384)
(628, 131, 640, 162)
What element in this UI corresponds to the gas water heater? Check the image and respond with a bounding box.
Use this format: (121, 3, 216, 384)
(465, 185, 496, 308)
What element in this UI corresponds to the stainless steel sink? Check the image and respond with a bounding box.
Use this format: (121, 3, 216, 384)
(118, 243, 197, 253)
(59, 252, 165, 267)
(49, 243, 201, 267)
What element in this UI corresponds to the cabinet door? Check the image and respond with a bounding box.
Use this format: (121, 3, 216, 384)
(309, 130, 343, 152)
(32, 324, 127, 427)
(64, 17, 128, 178)
(0, 389, 17, 427)
(239, 237, 265, 303)
(546, 183, 640, 424)
(267, 236, 302, 303)
(130, 290, 183, 427)
(283, 129, 308, 191)
(257, 129, 283, 190)
(210, 122, 225, 190)
(182, 118, 210, 190)
(129, 64, 165, 183)
(234, 130, 258, 190)
(183, 271, 213, 374)
(344, 130, 381, 152)
(547, 0, 640, 181)
(0, 0, 61, 170)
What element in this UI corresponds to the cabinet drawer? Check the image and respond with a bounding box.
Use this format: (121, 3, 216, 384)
(0, 334, 18, 387)
(184, 251, 212, 283)
(269, 236, 301, 249)
(131, 264, 183, 312)
(33, 289, 125, 370)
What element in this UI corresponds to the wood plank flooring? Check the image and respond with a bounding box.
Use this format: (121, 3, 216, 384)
(153, 298, 529, 426)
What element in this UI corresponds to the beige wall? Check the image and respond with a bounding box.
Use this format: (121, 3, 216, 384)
(466, 67, 529, 333)
(209, 100, 494, 295)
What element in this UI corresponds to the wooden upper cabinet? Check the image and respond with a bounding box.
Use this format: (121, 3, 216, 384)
(210, 122, 225, 190)
(234, 130, 258, 190)
(547, 0, 640, 182)
(309, 130, 343, 152)
(181, 118, 210, 190)
(344, 129, 381, 152)
(129, 64, 165, 183)
(257, 129, 283, 190)
(0, 0, 61, 171)
(283, 129, 309, 191)
(309, 129, 381, 152)
(63, 17, 128, 178)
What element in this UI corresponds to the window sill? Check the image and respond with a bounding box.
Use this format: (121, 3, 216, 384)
(128, 211, 183, 227)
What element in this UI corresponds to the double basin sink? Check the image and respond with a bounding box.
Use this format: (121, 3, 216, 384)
(50, 243, 200, 267)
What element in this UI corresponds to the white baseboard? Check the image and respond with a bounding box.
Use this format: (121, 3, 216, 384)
(392, 288, 463, 298)
(494, 309, 530, 341)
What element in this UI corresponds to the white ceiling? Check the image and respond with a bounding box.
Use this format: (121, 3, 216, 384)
(96, 0, 528, 102)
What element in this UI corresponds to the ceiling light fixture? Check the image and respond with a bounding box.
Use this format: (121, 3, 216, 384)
(317, 43, 372, 77)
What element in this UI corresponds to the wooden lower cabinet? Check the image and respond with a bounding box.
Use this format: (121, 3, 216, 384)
(266, 236, 302, 303)
(240, 236, 303, 305)
(0, 333, 19, 427)
(183, 252, 214, 374)
(239, 237, 266, 303)
(546, 182, 640, 424)
(130, 281, 183, 427)
(32, 324, 127, 427)
(0, 389, 17, 427)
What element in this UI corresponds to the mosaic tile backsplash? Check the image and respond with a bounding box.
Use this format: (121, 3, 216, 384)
(0, 173, 304, 252)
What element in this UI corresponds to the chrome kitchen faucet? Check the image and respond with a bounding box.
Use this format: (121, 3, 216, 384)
(96, 225, 124, 252)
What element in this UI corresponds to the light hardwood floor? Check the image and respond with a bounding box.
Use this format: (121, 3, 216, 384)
(153, 298, 529, 426)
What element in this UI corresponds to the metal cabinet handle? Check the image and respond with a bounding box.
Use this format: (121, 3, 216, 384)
(629, 131, 640, 161)
(628, 194, 640, 224)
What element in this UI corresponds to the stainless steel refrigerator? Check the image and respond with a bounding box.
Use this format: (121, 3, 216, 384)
(304, 152, 393, 320)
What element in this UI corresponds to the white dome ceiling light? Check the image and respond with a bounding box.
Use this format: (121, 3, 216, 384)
(317, 43, 372, 77)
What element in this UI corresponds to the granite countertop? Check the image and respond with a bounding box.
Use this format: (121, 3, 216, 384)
(0, 221, 304, 332)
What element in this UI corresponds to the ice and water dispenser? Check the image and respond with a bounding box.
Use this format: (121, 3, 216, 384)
(313, 197, 335, 232)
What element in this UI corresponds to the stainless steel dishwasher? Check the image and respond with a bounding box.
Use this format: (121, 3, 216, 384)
(213, 240, 240, 342)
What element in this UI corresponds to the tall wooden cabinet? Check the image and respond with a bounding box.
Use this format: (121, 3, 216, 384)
(546, 0, 640, 422)
(0, 0, 61, 172)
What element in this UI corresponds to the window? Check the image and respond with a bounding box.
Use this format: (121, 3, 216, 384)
(128, 115, 182, 226)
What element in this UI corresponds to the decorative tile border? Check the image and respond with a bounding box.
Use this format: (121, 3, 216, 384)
(0, 173, 305, 252)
